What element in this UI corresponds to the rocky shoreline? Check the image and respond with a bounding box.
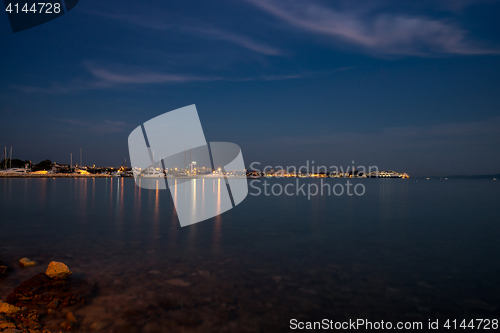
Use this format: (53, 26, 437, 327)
(0, 260, 93, 333)
(2, 253, 498, 333)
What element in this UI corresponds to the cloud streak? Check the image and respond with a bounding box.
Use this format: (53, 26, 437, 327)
(88, 66, 212, 84)
(9, 62, 318, 94)
(89, 10, 281, 56)
(246, 0, 500, 56)
(189, 27, 281, 56)
(85, 63, 312, 85)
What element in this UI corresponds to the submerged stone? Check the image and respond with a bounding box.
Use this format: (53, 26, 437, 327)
(198, 270, 211, 277)
(0, 260, 8, 276)
(5, 271, 93, 331)
(45, 261, 72, 280)
(66, 312, 78, 323)
(19, 258, 38, 268)
(0, 301, 20, 315)
(6, 273, 92, 308)
(166, 279, 190, 287)
(0, 321, 17, 330)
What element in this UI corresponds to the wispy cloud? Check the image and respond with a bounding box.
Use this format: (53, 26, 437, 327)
(9, 63, 217, 94)
(87, 66, 213, 84)
(189, 27, 281, 56)
(9, 61, 314, 93)
(9, 57, 324, 94)
(10, 81, 112, 94)
(89, 10, 281, 56)
(246, 0, 500, 56)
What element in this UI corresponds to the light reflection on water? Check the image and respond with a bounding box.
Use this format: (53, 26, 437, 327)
(0, 177, 499, 325)
(0, 178, 499, 256)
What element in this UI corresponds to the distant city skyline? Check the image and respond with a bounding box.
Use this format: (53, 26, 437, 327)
(1, 0, 500, 177)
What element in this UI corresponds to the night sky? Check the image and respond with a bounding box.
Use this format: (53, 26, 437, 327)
(1, 0, 500, 176)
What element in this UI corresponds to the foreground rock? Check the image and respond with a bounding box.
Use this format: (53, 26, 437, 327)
(6, 274, 91, 308)
(2, 262, 93, 332)
(45, 261, 72, 279)
(19, 258, 38, 268)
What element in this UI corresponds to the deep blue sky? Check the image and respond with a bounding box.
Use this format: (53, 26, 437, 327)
(1, 0, 500, 176)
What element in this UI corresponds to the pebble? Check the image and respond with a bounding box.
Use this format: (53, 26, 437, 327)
(0, 322, 16, 330)
(19, 258, 38, 268)
(45, 261, 72, 279)
(3, 329, 22, 333)
(0, 301, 20, 315)
(172, 269, 184, 276)
(0, 260, 8, 276)
(165, 279, 190, 287)
(90, 321, 109, 330)
(198, 270, 210, 277)
(66, 312, 78, 323)
(47, 308, 62, 316)
(60, 320, 75, 330)
(148, 270, 161, 275)
(47, 298, 60, 309)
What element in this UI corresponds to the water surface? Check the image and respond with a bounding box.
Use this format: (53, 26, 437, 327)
(0, 178, 499, 332)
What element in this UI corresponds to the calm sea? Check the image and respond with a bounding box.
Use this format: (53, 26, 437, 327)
(0, 178, 499, 332)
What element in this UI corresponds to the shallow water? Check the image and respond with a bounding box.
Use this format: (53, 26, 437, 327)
(1, 178, 499, 332)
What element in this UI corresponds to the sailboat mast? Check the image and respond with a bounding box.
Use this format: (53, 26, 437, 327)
(9, 147, 12, 168)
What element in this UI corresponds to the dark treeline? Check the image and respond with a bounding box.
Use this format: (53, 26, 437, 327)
(0, 159, 52, 171)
